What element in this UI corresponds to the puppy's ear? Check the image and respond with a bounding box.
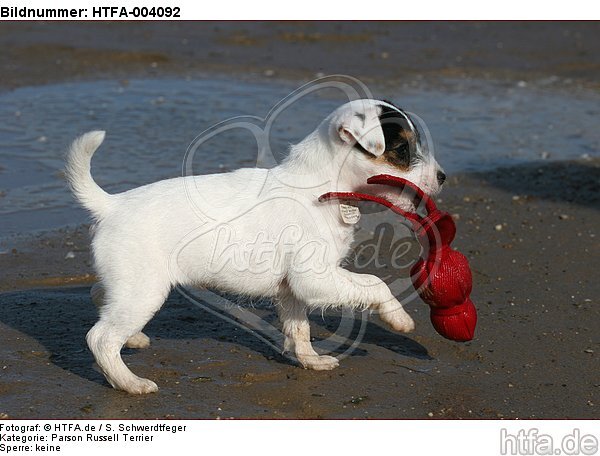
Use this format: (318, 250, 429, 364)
(337, 108, 385, 157)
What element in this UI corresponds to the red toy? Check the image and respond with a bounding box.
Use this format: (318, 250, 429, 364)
(319, 174, 477, 342)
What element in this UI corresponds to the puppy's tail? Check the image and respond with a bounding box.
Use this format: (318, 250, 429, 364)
(65, 131, 112, 220)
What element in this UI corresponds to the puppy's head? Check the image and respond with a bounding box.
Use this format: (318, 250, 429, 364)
(327, 99, 445, 205)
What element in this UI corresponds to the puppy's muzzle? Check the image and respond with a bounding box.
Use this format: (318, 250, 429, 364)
(437, 171, 446, 185)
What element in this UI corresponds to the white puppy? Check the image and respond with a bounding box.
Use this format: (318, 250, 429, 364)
(66, 99, 445, 394)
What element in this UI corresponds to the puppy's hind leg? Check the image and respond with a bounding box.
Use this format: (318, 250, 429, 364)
(91, 282, 151, 349)
(277, 290, 339, 371)
(87, 279, 169, 394)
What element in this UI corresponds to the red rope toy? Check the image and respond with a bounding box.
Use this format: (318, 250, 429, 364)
(319, 174, 477, 342)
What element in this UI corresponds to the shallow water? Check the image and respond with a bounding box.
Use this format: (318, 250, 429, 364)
(0, 76, 598, 238)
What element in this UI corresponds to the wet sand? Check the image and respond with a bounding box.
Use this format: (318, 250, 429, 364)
(1, 22, 600, 89)
(0, 22, 599, 419)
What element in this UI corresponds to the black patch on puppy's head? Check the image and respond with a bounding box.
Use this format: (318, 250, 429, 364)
(377, 100, 421, 171)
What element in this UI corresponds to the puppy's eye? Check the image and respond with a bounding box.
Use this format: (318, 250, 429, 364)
(383, 142, 412, 169)
(378, 103, 421, 170)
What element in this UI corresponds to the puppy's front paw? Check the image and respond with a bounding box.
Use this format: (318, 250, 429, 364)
(378, 300, 415, 333)
(299, 354, 340, 371)
(385, 311, 415, 333)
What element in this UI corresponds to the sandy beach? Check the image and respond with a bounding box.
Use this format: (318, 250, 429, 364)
(0, 22, 598, 419)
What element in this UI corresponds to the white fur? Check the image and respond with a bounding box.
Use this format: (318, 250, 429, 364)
(66, 99, 443, 394)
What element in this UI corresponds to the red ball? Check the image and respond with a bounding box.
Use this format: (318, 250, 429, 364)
(429, 299, 477, 341)
(411, 246, 477, 341)
(411, 247, 472, 308)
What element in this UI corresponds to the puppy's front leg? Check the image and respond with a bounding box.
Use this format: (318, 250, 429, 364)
(277, 291, 339, 371)
(288, 267, 414, 333)
(375, 298, 415, 333)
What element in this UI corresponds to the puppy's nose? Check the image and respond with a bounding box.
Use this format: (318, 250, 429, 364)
(437, 170, 446, 185)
